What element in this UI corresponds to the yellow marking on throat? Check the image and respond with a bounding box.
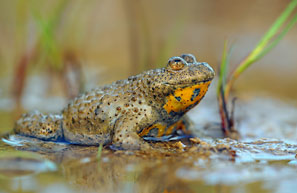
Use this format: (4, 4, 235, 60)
(163, 81, 211, 114)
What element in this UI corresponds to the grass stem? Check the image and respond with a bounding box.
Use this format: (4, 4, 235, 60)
(218, 0, 297, 138)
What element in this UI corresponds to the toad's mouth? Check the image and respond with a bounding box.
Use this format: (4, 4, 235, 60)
(163, 78, 213, 87)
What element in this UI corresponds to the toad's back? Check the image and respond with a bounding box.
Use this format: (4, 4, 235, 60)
(14, 54, 214, 149)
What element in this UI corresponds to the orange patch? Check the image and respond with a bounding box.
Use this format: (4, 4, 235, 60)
(165, 120, 186, 135)
(138, 123, 166, 137)
(139, 120, 188, 138)
(163, 81, 211, 114)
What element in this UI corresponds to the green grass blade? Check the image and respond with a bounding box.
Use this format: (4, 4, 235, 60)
(217, 40, 229, 95)
(224, 1, 297, 99)
(96, 143, 103, 172)
(97, 143, 103, 160)
(256, 12, 297, 61)
(248, 0, 297, 59)
(224, 43, 235, 83)
(232, 0, 297, 77)
(218, 41, 235, 96)
(33, 11, 61, 69)
(31, 0, 69, 70)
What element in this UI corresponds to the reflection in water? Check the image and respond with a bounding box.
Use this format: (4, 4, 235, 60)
(0, 134, 296, 193)
(1, 135, 216, 193)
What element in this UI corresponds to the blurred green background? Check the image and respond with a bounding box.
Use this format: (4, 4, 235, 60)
(0, 0, 296, 119)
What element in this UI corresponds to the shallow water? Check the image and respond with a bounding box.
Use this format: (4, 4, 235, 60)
(0, 95, 297, 193)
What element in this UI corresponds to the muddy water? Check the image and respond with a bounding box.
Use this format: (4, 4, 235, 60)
(0, 94, 297, 193)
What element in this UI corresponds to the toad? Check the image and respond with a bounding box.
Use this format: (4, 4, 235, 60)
(14, 54, 215, 149)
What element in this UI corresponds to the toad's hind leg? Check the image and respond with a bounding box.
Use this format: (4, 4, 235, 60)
(112, 116, 151, 150)
(14, 111, 63, 141)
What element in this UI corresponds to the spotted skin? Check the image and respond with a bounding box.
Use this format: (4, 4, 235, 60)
(14, 54, 215, 150)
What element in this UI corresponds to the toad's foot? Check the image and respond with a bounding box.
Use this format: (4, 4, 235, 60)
(14, 111, 63, 141)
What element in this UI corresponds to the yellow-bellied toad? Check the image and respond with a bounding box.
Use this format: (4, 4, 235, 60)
(14, 54, 215, 149)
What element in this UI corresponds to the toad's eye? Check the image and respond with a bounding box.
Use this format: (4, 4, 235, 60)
(180, 54, 197, 63)
(167, 57, 187, 71)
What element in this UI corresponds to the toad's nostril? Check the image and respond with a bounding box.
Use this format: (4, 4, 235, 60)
(197, 62, 215, 80)
(202, 62, 214, 74)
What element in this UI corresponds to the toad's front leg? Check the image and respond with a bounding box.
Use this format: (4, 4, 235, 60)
(112, 116, 151, 150)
